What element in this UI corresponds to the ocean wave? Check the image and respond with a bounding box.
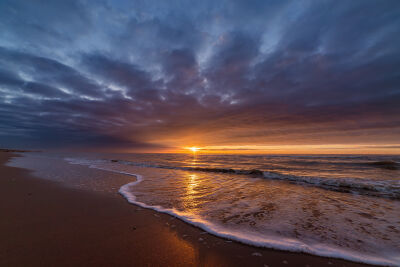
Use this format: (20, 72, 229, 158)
(119, 178, 399, 266)
(266, 159, 400, 170)
(366, 160, 399, 170)
(261, 171, 400, 200)
(65, 157, 400, 199)
(106, 159, 400, 200)
(64, 157, 400, 266)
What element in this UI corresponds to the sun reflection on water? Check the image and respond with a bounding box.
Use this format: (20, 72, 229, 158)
(189, 153, 198, 167)
(184, 173, 199, 209)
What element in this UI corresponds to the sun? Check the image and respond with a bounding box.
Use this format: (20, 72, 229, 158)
(189, 147, 199, 152)
(183, 146, 202, 153)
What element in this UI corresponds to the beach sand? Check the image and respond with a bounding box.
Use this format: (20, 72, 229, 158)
(0, 152, 372, 267)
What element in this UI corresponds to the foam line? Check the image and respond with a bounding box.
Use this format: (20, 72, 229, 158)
(66, 158, 400, 266)
(118, 173, 399, 267)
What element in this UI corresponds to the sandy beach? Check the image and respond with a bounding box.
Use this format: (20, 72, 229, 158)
(0, 152, 374, 266)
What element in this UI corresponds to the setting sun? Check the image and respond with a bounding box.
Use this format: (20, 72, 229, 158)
(189, 147, 199, 152)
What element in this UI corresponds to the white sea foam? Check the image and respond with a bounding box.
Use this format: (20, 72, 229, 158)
(65, 157, 400, 266)
(118, 173, 399, 266)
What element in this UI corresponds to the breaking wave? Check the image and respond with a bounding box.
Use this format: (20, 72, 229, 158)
(105, 159, 400, 200)
(63, 156, 400, 266)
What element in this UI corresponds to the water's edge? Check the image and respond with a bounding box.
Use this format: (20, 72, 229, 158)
(111, 167, 396, 267)
(8, 153, 399, 267)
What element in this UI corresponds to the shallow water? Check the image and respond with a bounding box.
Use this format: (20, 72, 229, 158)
(8, 152, 400, 266)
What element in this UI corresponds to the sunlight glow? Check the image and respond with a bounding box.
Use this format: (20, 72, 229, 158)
(173, 144, 400, 154)
(189, 147, 199, 152)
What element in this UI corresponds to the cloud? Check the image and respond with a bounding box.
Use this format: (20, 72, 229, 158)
(0, 0, 399, 151)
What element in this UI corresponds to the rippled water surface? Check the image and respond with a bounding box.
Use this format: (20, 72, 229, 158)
(9, 152, 400, 266)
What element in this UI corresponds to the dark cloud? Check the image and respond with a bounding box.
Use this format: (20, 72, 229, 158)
(81, 53, 155, 96)
(0, 47, 105, 98)
(0, 0, 399, 151)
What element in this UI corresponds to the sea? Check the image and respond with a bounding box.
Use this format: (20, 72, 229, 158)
(7, 152, 400, 266)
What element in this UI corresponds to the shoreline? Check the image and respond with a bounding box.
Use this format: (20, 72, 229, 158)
(1, 152, 374, 266)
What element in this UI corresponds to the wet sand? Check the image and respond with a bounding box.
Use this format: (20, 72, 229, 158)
(0, 152, 372, 267)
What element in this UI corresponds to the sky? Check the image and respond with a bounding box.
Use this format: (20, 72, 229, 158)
(0, 0, 399, 153)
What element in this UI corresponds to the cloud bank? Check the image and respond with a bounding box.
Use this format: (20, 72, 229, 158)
(0, 0, 399, 151)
